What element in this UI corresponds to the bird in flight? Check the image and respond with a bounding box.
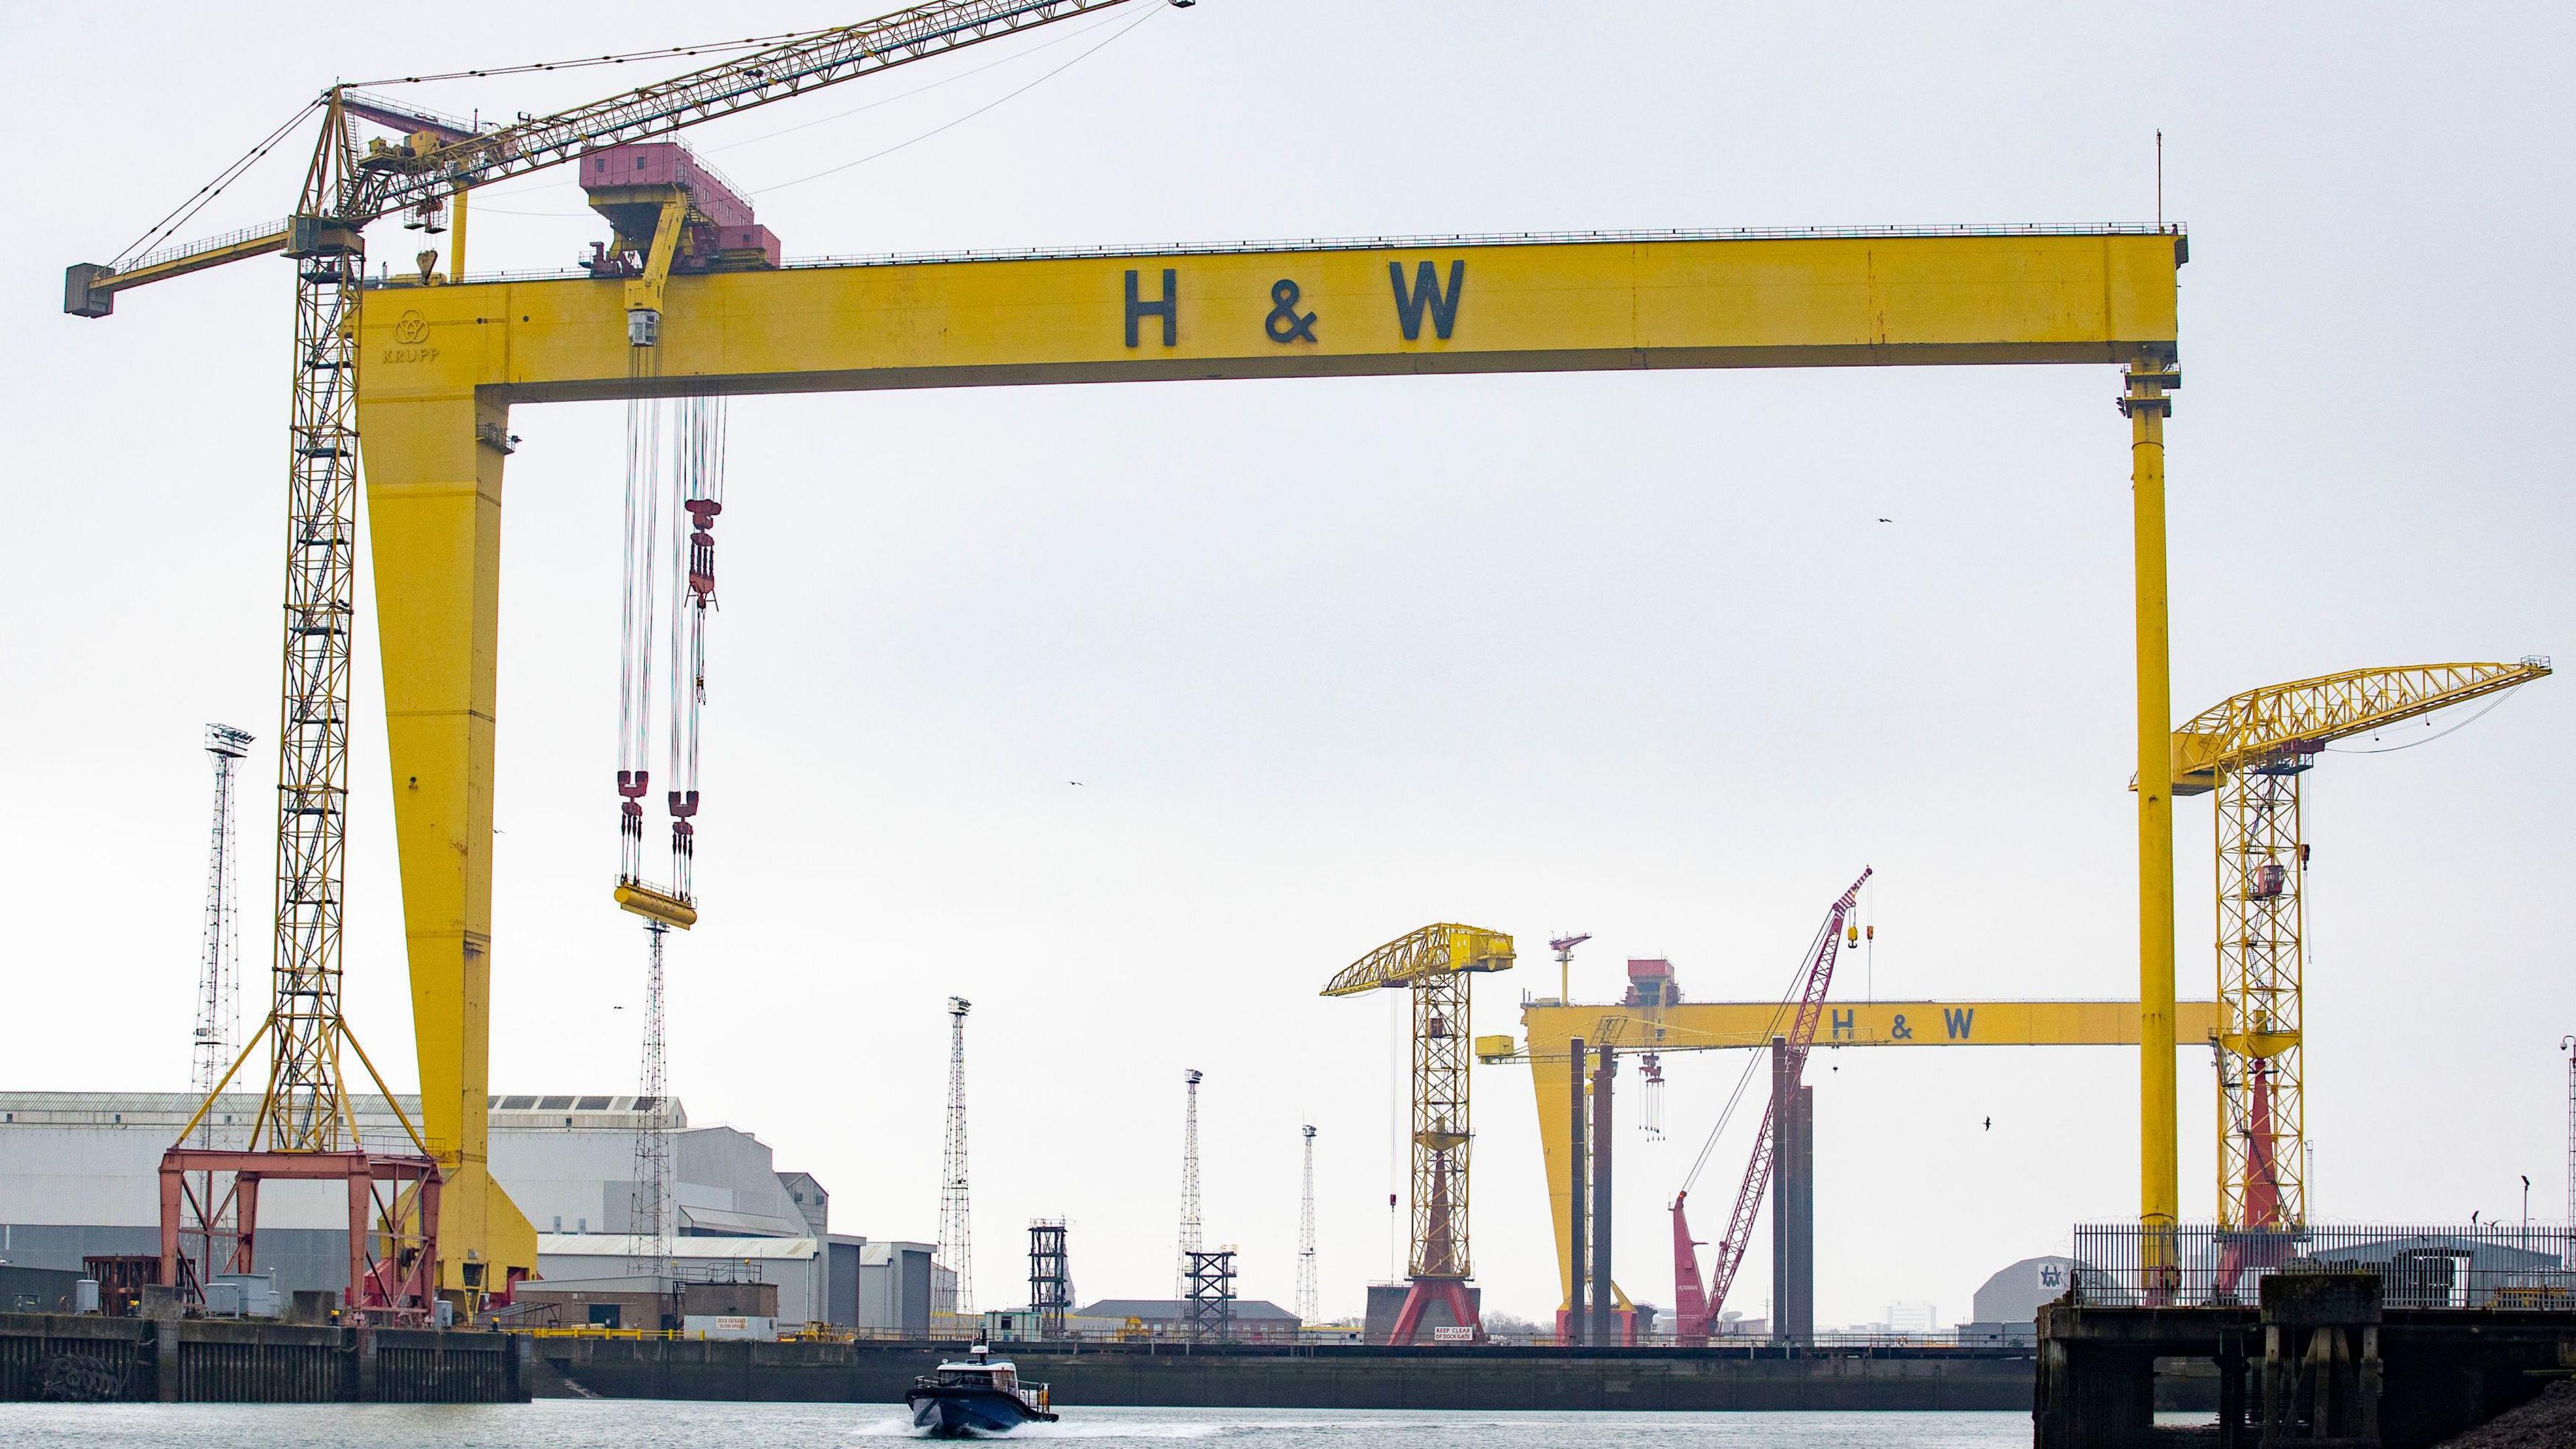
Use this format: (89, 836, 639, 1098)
(1878, 517, 1893, 524)
(1069, 780, 1085, 787)
(1983, 1116, 1992, 1131)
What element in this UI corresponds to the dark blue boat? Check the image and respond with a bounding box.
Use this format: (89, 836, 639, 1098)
(905, 1346, 1057, 1437)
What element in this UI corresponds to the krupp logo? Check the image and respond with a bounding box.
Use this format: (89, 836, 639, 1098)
(392, 310, 430, 345)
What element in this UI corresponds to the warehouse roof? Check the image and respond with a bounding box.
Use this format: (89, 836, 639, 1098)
(0, 1091, 689, 1132)
(1073, 1298, 1299, 1324)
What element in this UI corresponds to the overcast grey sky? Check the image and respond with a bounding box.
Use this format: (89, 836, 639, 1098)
(5, 3, 2570, 1328)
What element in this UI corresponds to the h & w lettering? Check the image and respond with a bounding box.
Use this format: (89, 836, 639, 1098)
(1389, 259, 1466, 341)
(1125, 268, 1178, 348)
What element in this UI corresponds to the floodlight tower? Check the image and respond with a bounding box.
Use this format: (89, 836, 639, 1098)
(193, 724, 255, 1128)
(1177, 1069, 1203, 1295)
(627, 922, 675, 1307)
(939, 997, 975, 1319)
(1297, 1124, 1320, 1324)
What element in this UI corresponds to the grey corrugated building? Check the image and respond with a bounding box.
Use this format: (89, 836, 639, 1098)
(0, 1091, 859, 1324)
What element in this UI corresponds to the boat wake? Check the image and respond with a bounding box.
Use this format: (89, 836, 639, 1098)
(849, 1417, 1222, 1440)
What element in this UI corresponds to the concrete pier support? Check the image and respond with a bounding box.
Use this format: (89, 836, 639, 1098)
(1770, 1038, 1813, 1343)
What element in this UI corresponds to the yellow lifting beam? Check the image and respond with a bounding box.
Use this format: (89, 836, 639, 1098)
(1495, 996, 2221, 1320)
(349, 227, 2184, 1281)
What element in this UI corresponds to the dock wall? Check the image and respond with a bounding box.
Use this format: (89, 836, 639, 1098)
(537, 1337, 2045, 1411)
(0, 1312, 529, 1403)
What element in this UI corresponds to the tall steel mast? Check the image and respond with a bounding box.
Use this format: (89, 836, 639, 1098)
(628, 922, 675, 1309)
(1297, 1124, 1319, 1325)
(193, 725, 256, 1127)
(938, 997, 975, 1320)
(1176, 1069, 1203, 1296)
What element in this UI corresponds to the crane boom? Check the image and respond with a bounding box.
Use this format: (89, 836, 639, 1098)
(70, 0, 1150, 309)
(2171, 659, 2551, 792)
(1321, 924, 1516, 996)
(1686, 868, 1871, 1334)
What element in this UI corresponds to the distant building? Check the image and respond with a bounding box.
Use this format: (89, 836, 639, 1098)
(1882, 1300, 1940, 1335)
(0, 1091, 850, 1323)
(1960, 1255, 2094, 1344)
(2312, 1234, 2564, 1307)
(1071, 1297, 1301, 1341)
(859, 1242, 956, 1336)
(777, 1171, 830, 1236)
(512, 1273, 777, 1332)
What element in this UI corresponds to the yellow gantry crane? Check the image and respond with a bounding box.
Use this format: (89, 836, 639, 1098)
(68, 0, 2207, 1303)
(70, 0, 1168, 1304)
(2169, 659, 2551, 1238)
(1322, 924, 1514, 1344)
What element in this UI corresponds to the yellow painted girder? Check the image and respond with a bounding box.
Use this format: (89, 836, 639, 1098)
(2169, 659, 2551, 794)
(362, 229, 2182, 405)
(1514, 996, 2220, 1057)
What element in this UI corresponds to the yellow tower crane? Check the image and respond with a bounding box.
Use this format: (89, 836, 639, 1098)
(1322, 924, 1513, 1344)
(70, 0, 1170, 1305)
(2168, 659, 2551, 1246)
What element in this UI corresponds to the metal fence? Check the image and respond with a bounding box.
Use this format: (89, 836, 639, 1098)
(2066, 1222, 2576, 1309)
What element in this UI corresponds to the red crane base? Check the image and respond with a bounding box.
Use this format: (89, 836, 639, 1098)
(159, 1148, 444, 1327)
(1386, 1276, 1480, 1344)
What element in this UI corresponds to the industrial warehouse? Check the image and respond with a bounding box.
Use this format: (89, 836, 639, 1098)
(7, 2, 2575, 1446)
(0, 1092, 941, 1332)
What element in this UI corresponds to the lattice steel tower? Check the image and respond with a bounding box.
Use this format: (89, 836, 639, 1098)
(193, 725, 255, 1130)
(628, 922, 674, 1289)
(254, 105, 370, 1152)
(938, 997, 975, 1319)
(1028, 1220, 1071, 1339)
(1297, 1124, 1319, 1324)
(1177, 1069, 1203, 1295)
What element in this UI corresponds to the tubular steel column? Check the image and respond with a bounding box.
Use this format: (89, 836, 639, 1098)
(1589, 1049, 1615, 1348)
(2123, 361, 2182, 1285)
(1567, 1038, 1587, 1344)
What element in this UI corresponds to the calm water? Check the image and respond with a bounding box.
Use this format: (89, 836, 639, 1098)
(0, 1402, 2066, 1447)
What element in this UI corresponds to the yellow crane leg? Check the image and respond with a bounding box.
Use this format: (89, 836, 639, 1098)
(354, 380, 537, 1297)
(2123, 363, 2182, 1283)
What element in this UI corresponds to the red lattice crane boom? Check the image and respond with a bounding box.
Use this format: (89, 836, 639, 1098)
(1673, 868, 1870, 1342)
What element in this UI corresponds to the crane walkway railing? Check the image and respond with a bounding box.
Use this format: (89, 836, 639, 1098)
(435, 222, 2189, 288)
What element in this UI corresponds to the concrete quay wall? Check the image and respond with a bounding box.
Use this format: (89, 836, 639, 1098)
(0, 1311, 530, 1403)
(537, 1337, 2042, 1411)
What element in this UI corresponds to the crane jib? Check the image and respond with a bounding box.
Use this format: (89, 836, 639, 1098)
(351, 0, 1146, 221)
